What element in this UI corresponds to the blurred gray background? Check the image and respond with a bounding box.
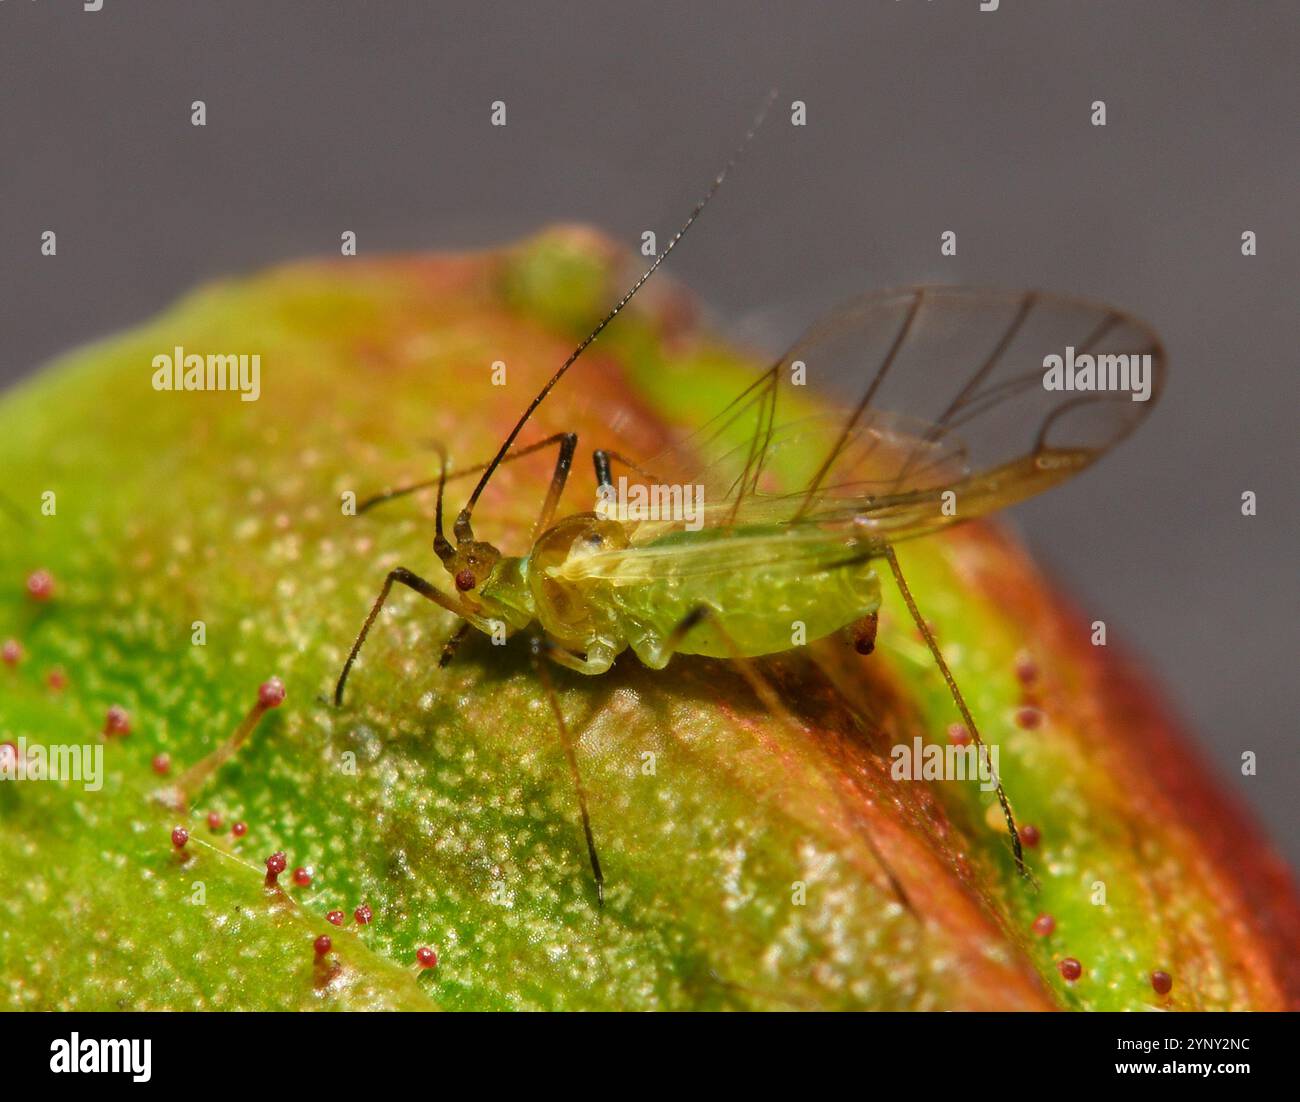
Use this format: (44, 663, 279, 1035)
(1, 2, 1296, 865)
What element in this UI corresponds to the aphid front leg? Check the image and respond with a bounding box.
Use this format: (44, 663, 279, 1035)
(530, 636, 606, 907)
(332, 567, 479, 707)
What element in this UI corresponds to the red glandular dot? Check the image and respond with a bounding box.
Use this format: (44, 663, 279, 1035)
(1020, 824, 1041, 848)
(231, 821, 247, 838)
(1151, 970, 1173, 996)
(151, 754, 171, 776)
(104, 705, 131, 737)
(1, 639, 21, 666)
(47, 667, 67, 691)
(947, 723, 970, 746)
(326, 910, 345, 926)
(1014, 651, 1039, 686)
(314, 935, 332, 958)
(26, 570, 55, 601)
(354, 903, 373, 925)
(1031, 913, 1055, 937)
(293, 867, 312, 887)
(171, 827, 189, 849)
(258, 677, 286, 710)
(1059, 957, 1083, 982)
(207, 812, 222, 831)
(265, 851, 287, 885)
(1015, 706, 1042, 730)
(416, 946, 438, 969)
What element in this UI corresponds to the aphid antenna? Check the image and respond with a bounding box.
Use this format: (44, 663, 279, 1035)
(452, 88, 779, 547)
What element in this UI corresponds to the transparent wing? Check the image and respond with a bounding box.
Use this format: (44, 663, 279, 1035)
(593, 285, 1165, 555)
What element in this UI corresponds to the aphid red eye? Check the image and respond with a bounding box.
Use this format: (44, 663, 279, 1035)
(455, 569, 476, 592)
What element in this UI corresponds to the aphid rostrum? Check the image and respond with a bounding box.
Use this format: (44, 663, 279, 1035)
(331, 97, 1165, 905)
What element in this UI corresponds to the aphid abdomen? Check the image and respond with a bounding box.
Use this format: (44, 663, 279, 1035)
(613, 554, 882, 667)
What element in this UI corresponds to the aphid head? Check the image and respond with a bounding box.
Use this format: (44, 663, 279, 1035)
(441, 539, 502, 594)
(427, 444, 502, 595)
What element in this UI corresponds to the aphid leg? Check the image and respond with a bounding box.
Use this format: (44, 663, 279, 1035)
(663, 605, 916, 915)
(882, 545, 1029, 880)
(438, 620, 472, 668)
(332, 567, 477, 707)
(529, 637, 605, 907)
(529, 432, 578, 541)
(592, 449, 662, 492)
(357, 432, 578, 515)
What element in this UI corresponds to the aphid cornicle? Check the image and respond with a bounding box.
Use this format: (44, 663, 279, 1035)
(331, 95, 1165, 906)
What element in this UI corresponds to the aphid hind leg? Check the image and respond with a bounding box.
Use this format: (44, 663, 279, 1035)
(882, 545, 1029, 880)
(332, 567, 479, 707)
(530, 637, 606, 907)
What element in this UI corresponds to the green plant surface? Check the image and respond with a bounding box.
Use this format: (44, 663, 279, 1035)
(1, 228, 1296, 1010)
